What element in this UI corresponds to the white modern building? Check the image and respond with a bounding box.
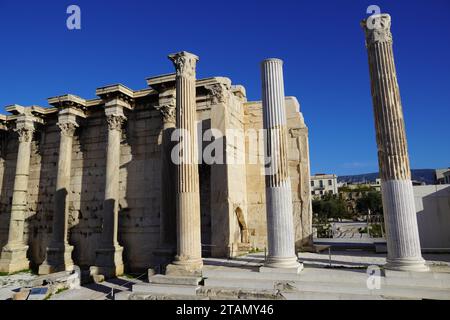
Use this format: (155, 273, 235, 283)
(435, 168, 450, 184)
(444, 171, 450, 184)
(310, 173, 338, 197)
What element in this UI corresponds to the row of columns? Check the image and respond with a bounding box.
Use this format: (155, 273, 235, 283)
(0, 93, 133, 276)
(0, 17, 428, 276)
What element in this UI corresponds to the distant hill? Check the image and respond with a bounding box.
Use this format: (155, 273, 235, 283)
(337, 169, 436, 185)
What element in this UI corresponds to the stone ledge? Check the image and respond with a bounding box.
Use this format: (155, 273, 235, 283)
(132, 283, 200, 296)
(149, 274, 202, 286)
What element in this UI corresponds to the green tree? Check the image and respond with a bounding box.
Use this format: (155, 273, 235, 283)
(312, 194, 351, 222)
(356, 191, 383, 215)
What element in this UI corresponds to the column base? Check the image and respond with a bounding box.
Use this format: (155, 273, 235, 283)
(0, 244, 30, 274)
(385, 257, 429, 272)
(38, 244, 75, 275)
(261, 256, 303, 274)
(165, 259, 203, 277)
(90, 245, 124, 279)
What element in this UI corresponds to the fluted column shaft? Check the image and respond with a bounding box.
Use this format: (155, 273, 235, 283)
(362, 14, 428, 272)
(39, 120, 77, 274)
(260, 59, 301, 271)
(166, 51, 202, 275)
(53, 123, 76, 245)
(0, 118, 35, 273)
(102, 115, 123, 247)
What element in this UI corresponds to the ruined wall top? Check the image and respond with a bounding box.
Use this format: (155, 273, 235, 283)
(0, 72, 247, 130)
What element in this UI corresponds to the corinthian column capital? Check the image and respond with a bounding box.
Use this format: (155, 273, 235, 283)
(156, 102, 176, 125)
(168, 51, 199, 79)
(206, 83, 231, 105)
(57, 122, 78, 137)
(361, 13, 392, 46)
(106, 114, 125, 131)
(15, 126, 34, 143)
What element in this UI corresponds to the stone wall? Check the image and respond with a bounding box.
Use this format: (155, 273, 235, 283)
(244, 97, 313, 251)
(0, 78, 312, 272)
(414, 185, 450, 250)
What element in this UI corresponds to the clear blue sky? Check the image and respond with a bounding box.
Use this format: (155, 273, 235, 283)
(0, 0, 449, 175)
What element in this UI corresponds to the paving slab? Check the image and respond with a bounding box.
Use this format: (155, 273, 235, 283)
(149, 274, 202, 286)
(132, 283, 200, 296)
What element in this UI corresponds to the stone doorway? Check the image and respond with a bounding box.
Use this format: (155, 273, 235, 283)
(199, 163, 212, 257)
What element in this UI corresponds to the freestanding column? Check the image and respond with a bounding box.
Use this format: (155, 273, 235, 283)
(165, 51, 203, 276)
(39, 115, 78, 274)
(362, 14, 428, 272)
(156, 99, 177, 253)
(0, 116, 35, 273)
(260, 59, 302, 273)
(91, 104, 126, 278)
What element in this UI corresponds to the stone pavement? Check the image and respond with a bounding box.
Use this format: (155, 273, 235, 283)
(0, 271, 145, 300)
(49, 276, 146, 300)
(0, 271, 38, 300)
(2, 251, 450, 300)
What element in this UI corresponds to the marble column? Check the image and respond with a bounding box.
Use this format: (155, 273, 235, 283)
(362, 14, 428, 272)
(165, 51, 203, 276)
(91, 106, 125, 278)
(0, 116, 35, 273)
(39, 116, 77, 274)
(156, 100, 177, 254)
(260, 58, 302, 273)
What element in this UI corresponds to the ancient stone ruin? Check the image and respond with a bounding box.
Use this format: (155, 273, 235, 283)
(0, 51, 313, 276)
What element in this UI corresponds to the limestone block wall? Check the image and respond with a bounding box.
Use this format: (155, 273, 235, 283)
(27, 122, 59, 266)
(0, 78, 312, 271)
(68, 112, 106, 268)
(414, 185, 450, 250)
(0, 102, 165, 272)
(285, 98, 313, 249)
(117, 106, 162, 271)
(69, 105, 163, 271)
(244, 102, 267, 250)
(224, 92, 248, 255)
(244, 97, 312, 251)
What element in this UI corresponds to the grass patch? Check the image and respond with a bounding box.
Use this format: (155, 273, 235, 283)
(122, 273, 138, 279)
(0, 269, 32, 277)
(55, 287, 69, 295)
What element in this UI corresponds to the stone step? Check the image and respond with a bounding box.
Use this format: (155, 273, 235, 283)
(299, 267, 450, 289)
(291, 280, 450, 300)
(203, 269, 301, 281)
(132, 283, 200, 296)
(126, 292, 208, 300)
(203, 277, 284, 290)
(198, 286, 283, 300)
(282, 291, 389, 300)
(149, 274, 202, 286)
